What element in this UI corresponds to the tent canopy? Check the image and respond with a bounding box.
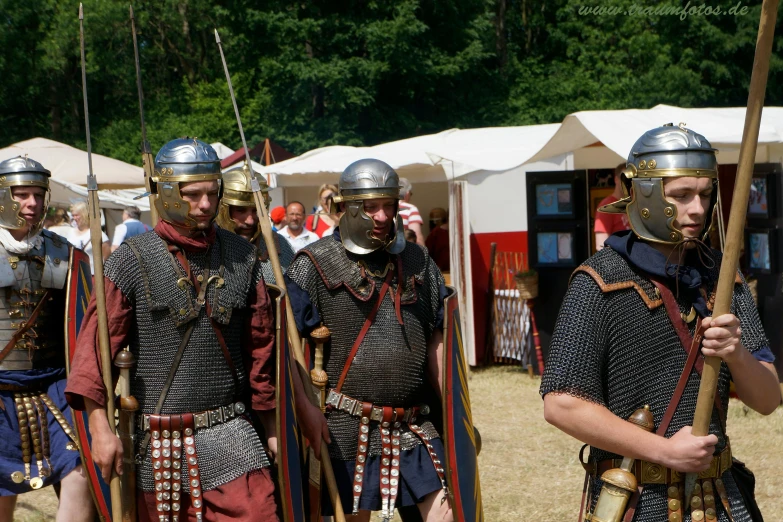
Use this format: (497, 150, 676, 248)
(260, 125, 561, 184)
(529, 104, 783, 164)
(0, 137, 146, 188)
(0, 138, 149, 211)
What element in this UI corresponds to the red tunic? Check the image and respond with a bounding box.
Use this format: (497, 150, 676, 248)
(65, 222, 279, 522)
(65, 223, 276, 412)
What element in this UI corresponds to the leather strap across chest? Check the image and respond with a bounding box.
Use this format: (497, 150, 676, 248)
(334, 257, 404, 393)
(0, 289, 51, 365)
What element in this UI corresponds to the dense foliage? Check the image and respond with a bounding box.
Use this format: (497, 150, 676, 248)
(1, 0, 781, 164)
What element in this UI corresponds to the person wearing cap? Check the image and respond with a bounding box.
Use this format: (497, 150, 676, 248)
(65, 138, 280, 521)
(0, 157, 94, 521)
(269, 206, 287, 232)
(215, 166, 295, 282)
(286, 159, 452, 522)
(541, 125, 779, 522)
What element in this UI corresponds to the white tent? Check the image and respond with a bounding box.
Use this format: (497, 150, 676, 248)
(529, 104, 783, 168)
(0, 137, 146, 188)
(260, 125, 562, 183)
(0, 138, 150, 212)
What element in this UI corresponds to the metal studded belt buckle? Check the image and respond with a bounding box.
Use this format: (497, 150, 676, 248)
(222, 405, 235, 421)
(194, 413, 209, 429)
(326, 390, 341, 409)
(209, 408, 224, 426)
(339, 397, 357, 415)
(370, 406, 384, 422)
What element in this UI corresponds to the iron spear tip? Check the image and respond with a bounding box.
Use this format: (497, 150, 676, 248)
(79, 3, 84, 20)
(214, 28, 220, 44)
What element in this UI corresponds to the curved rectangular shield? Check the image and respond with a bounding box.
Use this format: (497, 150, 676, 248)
(442, 287, 484, 522)
(64, 248, 113, 522)
(270, 284, 307, 522)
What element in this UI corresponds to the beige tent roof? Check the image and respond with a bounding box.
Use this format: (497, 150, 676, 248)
(0, 137, 145, 189)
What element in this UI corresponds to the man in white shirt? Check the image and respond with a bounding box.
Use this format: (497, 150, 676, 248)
(110, 205, 149, 252)
(398, 177, 425, 246)
(278, 201, 319, 252)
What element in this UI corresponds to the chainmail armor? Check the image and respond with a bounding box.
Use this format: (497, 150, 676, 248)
(256, 232, 295, 284)
(105, 229, 270, 492)
(540, 247, 766, 521)
(287, 236, 443, 460)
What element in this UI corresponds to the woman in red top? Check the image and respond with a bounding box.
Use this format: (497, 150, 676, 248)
(305, 184, 339, 237)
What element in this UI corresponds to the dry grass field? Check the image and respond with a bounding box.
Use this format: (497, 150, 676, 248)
(12, 366, 783, 521)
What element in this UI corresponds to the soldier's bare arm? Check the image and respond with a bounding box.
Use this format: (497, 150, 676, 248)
(83, 397, 124, 482)
(426, 328, 444, 397)
(543, 393, 718, 474)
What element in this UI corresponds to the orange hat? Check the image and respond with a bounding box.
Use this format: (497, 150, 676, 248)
(270, 206, 286, 224)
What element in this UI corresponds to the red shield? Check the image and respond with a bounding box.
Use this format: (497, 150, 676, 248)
(442, 287, 484, 522)
(270, 284, 307, 522)
(64, 248, 113, 521)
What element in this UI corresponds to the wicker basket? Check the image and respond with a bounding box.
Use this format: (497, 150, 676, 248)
(514, 271, 538, 300)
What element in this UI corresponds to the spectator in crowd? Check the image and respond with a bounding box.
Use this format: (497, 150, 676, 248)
(69, 201, 110, 274)
(270, 206, 287, 232)
(425, 207, 450, 272)
(110, 205, 149, 252)
(44, 207, 74, 242)
(305, 183, 339, 237)
(398, 177, 425, 246)
(594, 164, 631, 250)
(278, 201, 319, 252)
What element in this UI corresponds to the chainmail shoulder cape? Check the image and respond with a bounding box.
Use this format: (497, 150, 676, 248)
(105, 228, 270, 492)
(287, 236, 444, 460)
(256, 231, 295, 284)
(540, 247, 768, 522)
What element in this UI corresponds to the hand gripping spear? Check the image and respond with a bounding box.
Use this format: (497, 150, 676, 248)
(129, 5, 159, 225)
(685, 0, 779, 507)
(79, 4, 124, 521)
(214, 30, 347, 522)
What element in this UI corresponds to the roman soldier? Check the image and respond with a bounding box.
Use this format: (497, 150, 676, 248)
(0, 156, 94, 521)
(65, 138, 280, 522)
(541, 124, 780, 522)
(286, 159, 453, 522)
(215, 166, 295, 281)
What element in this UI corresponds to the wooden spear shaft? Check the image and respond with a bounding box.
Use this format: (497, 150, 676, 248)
(129, 5, 159, 226)
(214, 30, 347, 522)
(691, 0, 779, 436)
(79, 5, 124, 520)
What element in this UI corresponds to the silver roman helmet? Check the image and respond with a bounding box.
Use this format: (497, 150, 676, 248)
(152, 138, 223, 228)
(599, 123, 719, 245)
(0, 156, 51, 234)
(332, 158, 405, 255)
(216, 164, 270, 242)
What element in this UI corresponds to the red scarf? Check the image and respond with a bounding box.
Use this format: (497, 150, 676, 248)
(154, 220, 216, 252)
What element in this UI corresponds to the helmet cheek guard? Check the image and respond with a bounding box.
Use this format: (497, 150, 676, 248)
(153, 138, 222, 230)
(216, 164, 269, 242)
(334, 159, 405, 255)
(0, 156, 52, 235)
(598, 123, 719, 246)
